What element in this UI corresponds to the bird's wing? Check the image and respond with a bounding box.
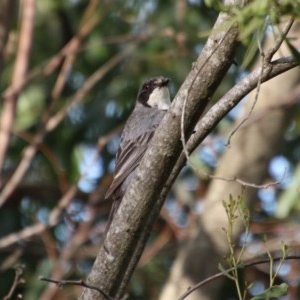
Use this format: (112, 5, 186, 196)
(105, 130, 154, 199)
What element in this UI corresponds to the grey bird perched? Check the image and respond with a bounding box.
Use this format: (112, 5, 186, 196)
(105, 76, 171, 231)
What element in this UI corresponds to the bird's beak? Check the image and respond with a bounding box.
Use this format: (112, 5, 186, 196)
(160, 78, 170, 87)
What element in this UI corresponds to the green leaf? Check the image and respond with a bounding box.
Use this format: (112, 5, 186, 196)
(250, 283, 288, 300)
(14, 85, 45, 131)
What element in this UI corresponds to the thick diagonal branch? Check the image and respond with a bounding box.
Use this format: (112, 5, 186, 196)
(80, 2, 241, 299)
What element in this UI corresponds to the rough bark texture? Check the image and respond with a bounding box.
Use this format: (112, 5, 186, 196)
(159, 22, 300, 300)
(80, 2, 241, 299)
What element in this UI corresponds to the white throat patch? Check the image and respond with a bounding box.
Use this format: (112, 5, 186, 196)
(147, 86, 171, 110)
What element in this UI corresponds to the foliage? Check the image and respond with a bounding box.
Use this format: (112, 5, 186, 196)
(221, 195, 289, 300)
(204, 0, 300, 67)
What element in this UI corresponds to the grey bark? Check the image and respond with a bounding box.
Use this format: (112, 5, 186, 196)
(79, 1, 242, 299)
(159, 22, 300, 300)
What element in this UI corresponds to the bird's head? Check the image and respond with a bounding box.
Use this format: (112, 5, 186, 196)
(137, 76, 171, 110)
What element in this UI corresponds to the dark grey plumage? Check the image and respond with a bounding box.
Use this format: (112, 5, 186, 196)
(105, 76, 171, 230)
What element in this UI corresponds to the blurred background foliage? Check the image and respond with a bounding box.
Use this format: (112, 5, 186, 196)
(0, 0, 300, 299)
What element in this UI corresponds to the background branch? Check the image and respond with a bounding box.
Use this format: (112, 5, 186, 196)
(0, 0, 35, 178)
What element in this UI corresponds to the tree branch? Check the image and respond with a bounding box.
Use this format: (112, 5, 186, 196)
(0, 0, 35, 179)
(178, 255, 300, 300)
(80, 4, 299, 300)
(158, 55, 298, 205)
(80, 1, 242, 298)
(40, 277, 114, 300)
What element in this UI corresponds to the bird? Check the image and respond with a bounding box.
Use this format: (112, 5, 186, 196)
(104, 76, 171, 231)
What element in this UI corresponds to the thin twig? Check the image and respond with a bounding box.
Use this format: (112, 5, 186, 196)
(46, 44, 136, 132)
(226, 18, 294, 146)
(0, 249, 23, 271)
(265, 18, 294, 63)
(226, 53, 265, 147)
(14, 130, 68, 191)
(178, 255, 300, 300)
(0, 185, 77, 249)
(3, 265, 25, 300)
(206, 168, 286, 189)
(49, 3, 100, 104)
(39, 277, 114, 300)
